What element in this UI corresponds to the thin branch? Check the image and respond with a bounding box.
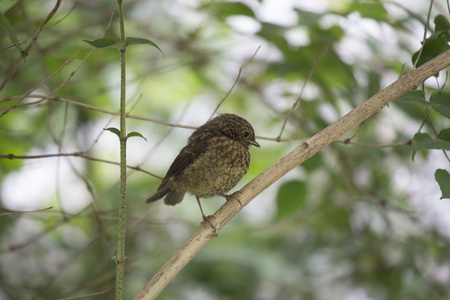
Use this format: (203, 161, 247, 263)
(125, 113, 196, 130)
(0, 153, 162, 178)
(0, 51, 79, 118)
(413, 0, 433, 68)
(0, 217, 71, 254)
(135, 49, 450, 300)
(417, 118, 427, 132)
(0, 206, 54, 216)
(256, 136, 305, 142)
(0, 95, 198, 130)
(0, 0, 62, 92)
(276, 37, 332, 141)
(424, 98, 450, 162)
(208, 45, 261, 120)
(56, 287, 114, 300)
(438, 71, 448, 92)
(50, 13, 115, 95)
(344, 121, 368, 141)
(0, 40, 28, 52)
(335, 140, 412, 148)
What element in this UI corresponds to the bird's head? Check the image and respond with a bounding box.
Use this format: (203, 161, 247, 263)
(210, 113, 260, 148)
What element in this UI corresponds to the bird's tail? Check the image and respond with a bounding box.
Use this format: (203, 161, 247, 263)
(164, 189, 185, 205)
(145, 186, 185, 206)
(145, 186, 169, 203)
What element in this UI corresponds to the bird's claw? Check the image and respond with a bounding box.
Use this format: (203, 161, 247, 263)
(202, 215, 218, 236)
(223, 192, 243, 207)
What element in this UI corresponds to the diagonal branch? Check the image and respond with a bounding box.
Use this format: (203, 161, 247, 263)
(135, 49, 450, 300)
(0, 0, 62, 93)
(209, 45, 261, 120)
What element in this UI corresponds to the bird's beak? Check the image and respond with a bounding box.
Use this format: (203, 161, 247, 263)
(251, 140, 260, 148)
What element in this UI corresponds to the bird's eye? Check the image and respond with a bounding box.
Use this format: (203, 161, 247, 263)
(243, 131, 249, 137)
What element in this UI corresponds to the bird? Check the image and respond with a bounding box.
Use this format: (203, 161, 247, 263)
(145, 113, 260, 230)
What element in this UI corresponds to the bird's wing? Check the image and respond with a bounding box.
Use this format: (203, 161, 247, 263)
(158, 140, 207, 189)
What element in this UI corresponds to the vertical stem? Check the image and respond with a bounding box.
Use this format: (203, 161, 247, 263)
(116, 0, 127, 299)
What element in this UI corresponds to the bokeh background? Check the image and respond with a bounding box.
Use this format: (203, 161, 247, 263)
(1, 0, 450, 299)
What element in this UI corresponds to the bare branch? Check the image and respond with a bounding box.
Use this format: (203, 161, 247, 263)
(0, 0, 63, 92)
(209, 45, 261, 120)
(0, 206, 54, 216)
(276, 36, 332, 141)
(56, 287, 115, 300)
(413, 0, 434, 68)
(0, 51, 79, 118)
(0, 95, 198, 130)
(334, 140, 412, 148)
(0, 153, 162, 179)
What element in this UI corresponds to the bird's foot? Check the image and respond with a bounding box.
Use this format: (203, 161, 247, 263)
(195, 196, 218, 235)
(223, 191, 243, 207)
(202, 215, 218, 236)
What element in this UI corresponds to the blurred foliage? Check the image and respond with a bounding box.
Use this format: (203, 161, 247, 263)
(1, 0, 450, 300)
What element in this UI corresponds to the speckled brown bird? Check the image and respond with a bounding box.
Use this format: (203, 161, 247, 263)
(145, 113, 260, 225)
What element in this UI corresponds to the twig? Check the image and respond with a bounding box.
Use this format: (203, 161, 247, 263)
(135, 49, 450, 300)
(423, 90, 450, 162)
(1, 217, 71, 253)
(0, 0, 62, 92)
(208, 45, 261, 120)
(438, 71, 448, 92)
(413, 0, 433, 68)
(0, 153, 162, 178)
(0, 206, 54, 216)
(344, 121, 368, 141)
(0, 51, 79, 118)
(0, 40, 27, 52)
(0, 94, 198, 130)
(276, 37, 332, 141)
(56, 287, 114, 300)
(50, 13, 115, 95)
(334, 140, 412, 148)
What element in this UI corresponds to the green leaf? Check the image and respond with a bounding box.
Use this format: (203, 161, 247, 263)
(349, 2, 388, 21)
(413, 132, 433, 143)
(84, 37, 118, 48)
(429, 93, 450, 119)
(394, 91, 434, 120)
(435, 15, 450, 33)
(294, 9, 326, 27)
(412, 132, 450, 160)
(127, 131, 147, 142)
(395, 90, 427, 105)
(215, 2, 256, 20)
(412, 34, 450, 69)
(438, 128, 450, 142)
(301, 152, 322, 171)
(275, 180, 307, 219)
(435, 169, 450, 199)
(104, 127, 120, 138)
(0, 12, 22, 52)
(125, 37, 163, 55)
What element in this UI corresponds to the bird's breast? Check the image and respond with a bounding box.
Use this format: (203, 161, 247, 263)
(175, 137, 250, 198)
